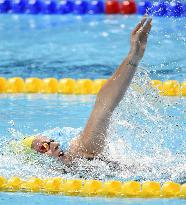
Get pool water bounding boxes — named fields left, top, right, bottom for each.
left=0, top=192, right=186, bottom=205
left=0, top=91, right=185, bottom=179
left=0, top=14, right=185, bottom=80
left=0, top=14, right=185, bottom=205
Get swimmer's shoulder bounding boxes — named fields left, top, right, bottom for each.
left=66, top=134, right=95, bottom=161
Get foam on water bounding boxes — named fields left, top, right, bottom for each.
left=0, top=68, right=185, bottom=183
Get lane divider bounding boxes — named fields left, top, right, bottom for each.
left=0, top=176, right=185, bottom=198
left=0, top=77, right=185, bottom=96
left=0, top=0, right=185, bottom=17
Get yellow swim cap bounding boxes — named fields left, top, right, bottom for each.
left=7, top=136, right=35, bottom=155
left=21, top=136, right=35, bottom=148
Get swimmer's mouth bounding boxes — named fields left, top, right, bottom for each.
left=58, top=151, right=64, bottom=158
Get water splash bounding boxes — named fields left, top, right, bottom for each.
left=0, top=68, right=185, bottom=183
left=107, top=68, right=186, bottom=183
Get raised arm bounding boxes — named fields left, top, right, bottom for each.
left=68, top=16, right=152, bottom=159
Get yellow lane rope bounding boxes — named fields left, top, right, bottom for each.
left=0, top=77, right=185, bottom=96
left=0, top=176, right=185, bottom=198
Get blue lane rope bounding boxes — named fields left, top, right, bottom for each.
left=0, top=0, right=185, bottom=17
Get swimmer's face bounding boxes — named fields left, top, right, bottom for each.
left=32, top=136, right=64, bottom=159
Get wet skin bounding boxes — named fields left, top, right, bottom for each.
left=32, top=136, right=64, bottom=160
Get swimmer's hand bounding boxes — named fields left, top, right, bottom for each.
left=129, top=15, right=152, bottom=65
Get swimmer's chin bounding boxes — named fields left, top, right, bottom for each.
left=57, top=150, right=65, bottom=160
left=57, top=152, right=71, bottom=164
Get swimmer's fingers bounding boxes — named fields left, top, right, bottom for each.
left=130, top=16, right=152, bottom=61
left=141, top=18, right=152, bottom=36
left=132, top=15, right=147, bottom=35
left=140, top=18, right=152, bottom=43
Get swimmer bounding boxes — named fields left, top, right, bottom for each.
left=24, top=16, right=152, bottom=164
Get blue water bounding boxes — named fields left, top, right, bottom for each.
left=0, top=14, right=185, bottom=80
left=0, top=192, right=186, bottom=205
left=0, top=14, right=185, bottom=205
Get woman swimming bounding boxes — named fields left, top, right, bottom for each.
left=24, top=15, right=152, bottom=164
